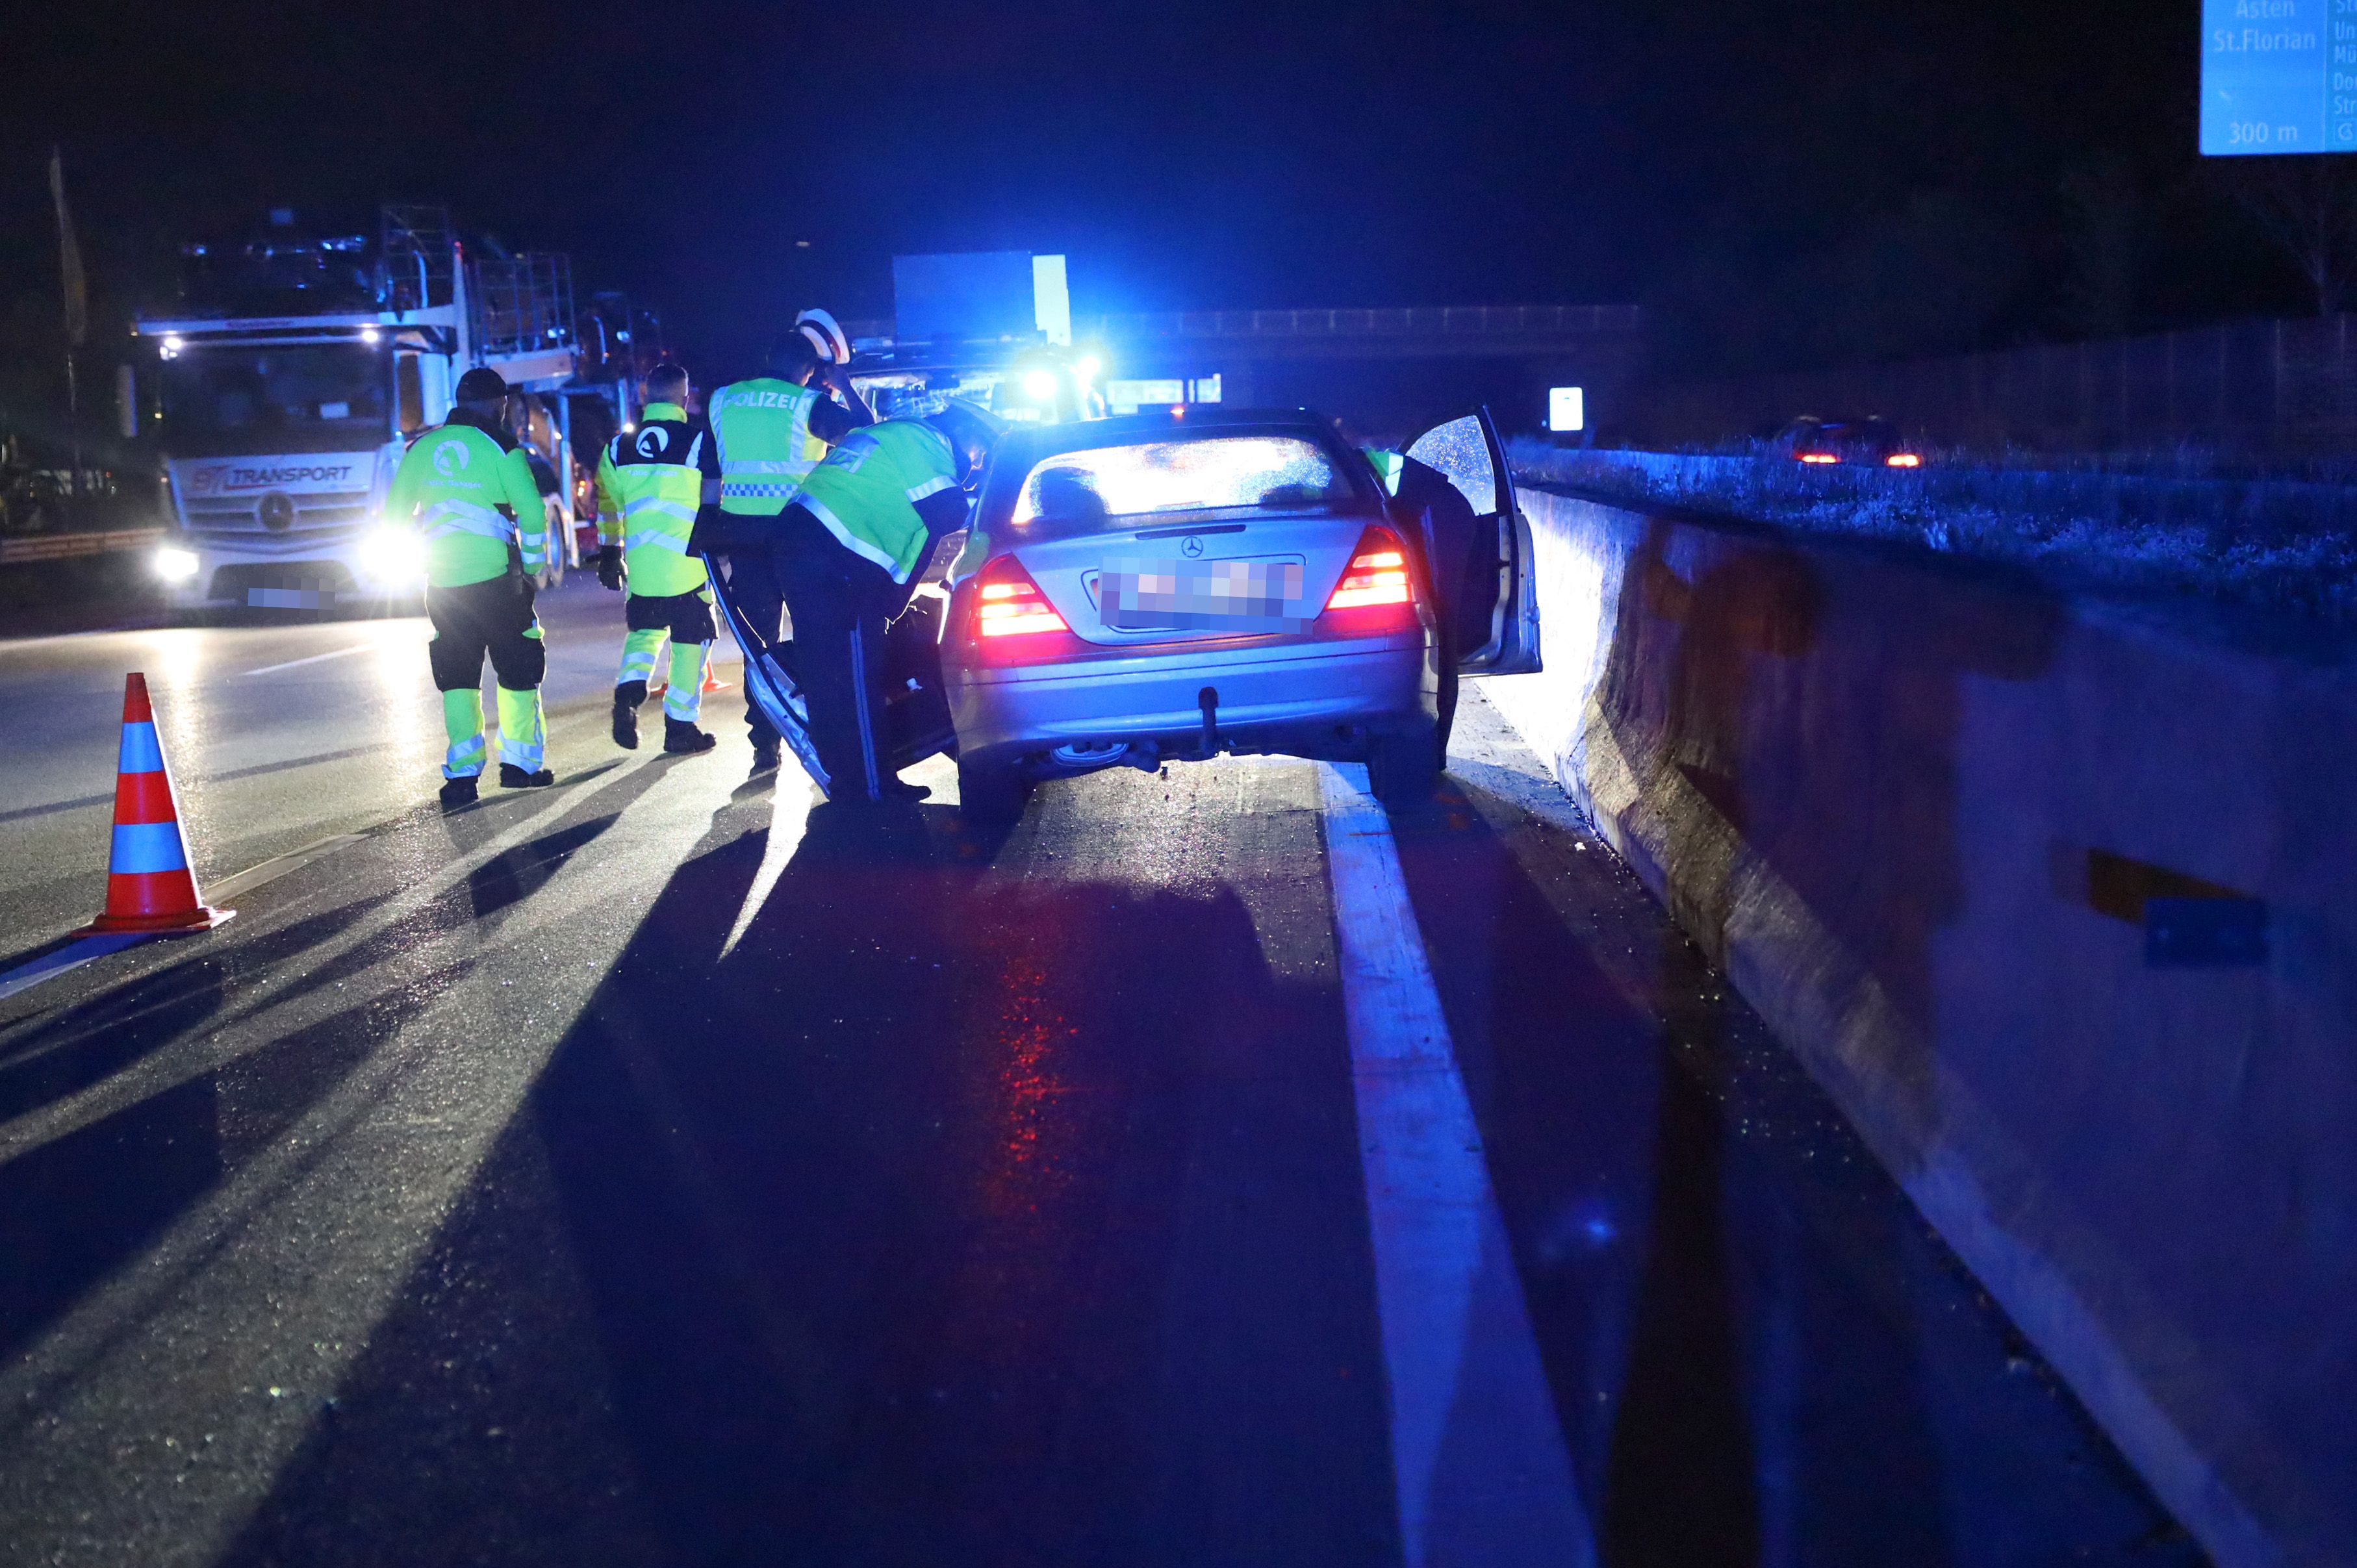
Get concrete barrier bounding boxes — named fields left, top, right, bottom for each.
left=1483, top=484, right=2357, bottom=1568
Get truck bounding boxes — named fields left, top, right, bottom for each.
left=843, top=251, right=1109, bottom=427
left=134, top=205, right=617, bottom=614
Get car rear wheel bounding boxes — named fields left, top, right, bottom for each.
left=1366, top=724, right=1440, bottom=807
left=958, top=757, right=1032, bottom=826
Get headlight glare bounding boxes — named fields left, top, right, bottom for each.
left=154, top=547, right=201, bottom=583
left=357, top=525, right=427, bottom=587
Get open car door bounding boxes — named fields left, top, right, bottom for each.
left=706, top=555, right=957, bottom=798
left=1401, top=407, right=1542, bottom=676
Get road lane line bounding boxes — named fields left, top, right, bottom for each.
left=1317, top=762, right=1596, bottom=1568
left=240, top=642, right=402, bottom=677
left=207, top=831, right=374, bottom=900
left=0, top=792, right=112, bottom=827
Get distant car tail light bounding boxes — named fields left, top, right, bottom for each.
left=1325, top=527, right=1414, bottom=611
left=1798, top=452, right=1840, bottom=465
left=1885, top=452, right=1922, bottom=468
left=972, top=557, right=1070, bottom=639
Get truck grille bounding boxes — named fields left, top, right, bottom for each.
left=180, top=491, right=372, bottom=551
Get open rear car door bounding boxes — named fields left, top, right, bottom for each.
left=1399, top=407, right=1542, bottom=676
left=707, top=557, right=957, bottom=798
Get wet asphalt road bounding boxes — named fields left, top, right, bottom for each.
left=0, top=578, right=653, bottom=952
left=0, top=590, right=2197, bottom=1567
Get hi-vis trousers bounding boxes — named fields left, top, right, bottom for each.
left=426, top=577, right=546, bottom=778
left=617, top=587, right=718, bottom=722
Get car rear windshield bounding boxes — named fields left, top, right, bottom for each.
left=1009, top=435, right=1354, bottom=529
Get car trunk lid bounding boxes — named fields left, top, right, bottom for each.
left=1001, top=513, right=1375, bottom=648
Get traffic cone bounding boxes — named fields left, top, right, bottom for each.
left=74, top=674, right=234, bottom=936
left=650, top=657, right=730, bottom=698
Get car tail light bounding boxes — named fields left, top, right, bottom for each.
left=1325, top=527, right=1414, bottom=611
left=972, top=557, right=1070, bottom=638
left=1798, top=452, right=1840, bottom=465
left=1886, top=452, right=1922, bottom=468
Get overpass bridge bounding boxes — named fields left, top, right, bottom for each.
left=1088, top=303, right=1645, bottom=431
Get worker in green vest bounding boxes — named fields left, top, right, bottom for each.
left=383, top=366, right=555, bottom=810
left=594, top=362, right=720, bottom=755
left=771, top=400, right=1000, bottom=804
left=702, top=313, right=874, bottom=774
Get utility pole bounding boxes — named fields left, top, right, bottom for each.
left=48, top=147, right=88, bottom=501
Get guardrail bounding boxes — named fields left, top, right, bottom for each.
left=1634, top=314, right=2357, bottom=456
left=1513, top=442, right=2357, bottom=623
left=1492, top=478, right=2356, bottom=1567
left=1086, top=304, right=1644, bottom=341
left=0, top=528, right=166, bottom=566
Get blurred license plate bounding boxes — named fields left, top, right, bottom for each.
left=248, top=588, right=327, bottom=609
left=1099, top=556, right=1308, bottom=632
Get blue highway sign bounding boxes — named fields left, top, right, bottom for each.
left=2202, top=0, right=2356, bottom=155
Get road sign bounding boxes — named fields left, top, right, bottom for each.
left=2200, top=0, right=2356, bottom=156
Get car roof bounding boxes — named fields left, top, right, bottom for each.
left=992, top=407, right=1339, bottom=466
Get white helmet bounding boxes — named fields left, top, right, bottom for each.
left=794, top=307, right=852, bottom=366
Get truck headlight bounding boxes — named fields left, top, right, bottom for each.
left=154, top=547, right=200, bottom=583
left=357, top=526, right=427, bottom=587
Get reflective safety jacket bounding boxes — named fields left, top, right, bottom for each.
left=793, top=420, right=963, bottom=583
left=707, top=378, right=826, bottom=514
left=386, top=414, right=548, bottom=587
left=1364, top=448, right=1406, bottom=497
left=594, top=401, right=713, bottom=598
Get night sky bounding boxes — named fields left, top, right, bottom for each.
left=0, top=1, right=2299, bottom=384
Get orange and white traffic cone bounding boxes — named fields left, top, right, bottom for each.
left=651, top=653, right=730, bottom=698
left=74, top=674, right=234, bottom=936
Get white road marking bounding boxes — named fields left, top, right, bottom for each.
left=240, top=642, right=402, bottom=677
left=1318, top=762, right=1596, bottom=1568
left=208, top=831, right=373, bottom=900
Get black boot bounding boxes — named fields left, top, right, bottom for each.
left=612, top=681, right=646, bottom=750
left=438, top=774, right=479, bottom=810
left=840, top=778, right=931, bottom=807
left=664, top=716, right=717, bottom=755
left=500, top=763, right=556, bottom=787
left=749, top=739, right=782, bottom=776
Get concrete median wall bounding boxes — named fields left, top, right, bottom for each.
left=1483, top=485, right=2357, bottom=1568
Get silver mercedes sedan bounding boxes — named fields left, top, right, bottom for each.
left=936, top=406, right=1540, bottom=820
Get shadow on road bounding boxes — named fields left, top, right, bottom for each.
left=220, top=791, right=1397, bottom=1567
left=1388, top=774, right=2177, bottom=1567
left=0, top=772, right=665, bottom=1378
left=0, top=946, right=471, bottom=1364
